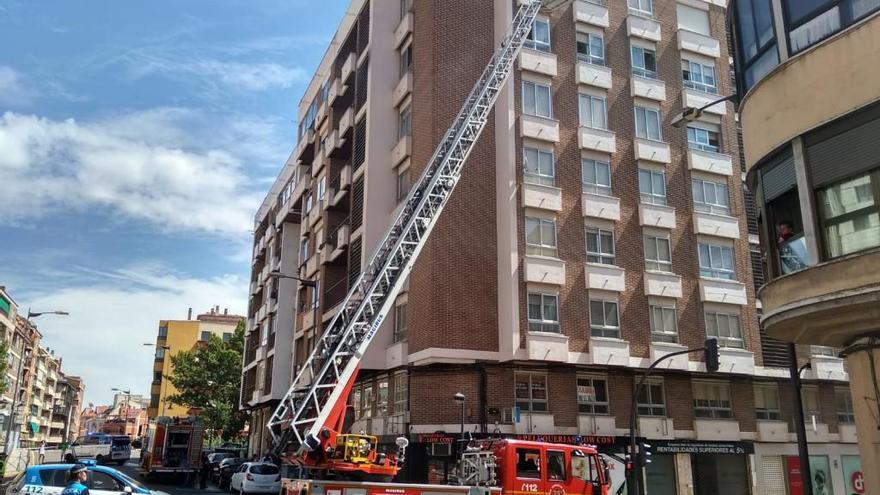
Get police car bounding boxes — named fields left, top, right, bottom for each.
left=5, top=461, right=171, bottom=495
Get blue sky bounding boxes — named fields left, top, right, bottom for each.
left=0, top=0, right=347, bottom=407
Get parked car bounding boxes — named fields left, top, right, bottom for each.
left=229, top=462, right=280, bottom=494
left=6, top=461, right=171, bottom=495
left=216, top=457, right=245, bottom=489
left=207, top=452, right=235, bottom=482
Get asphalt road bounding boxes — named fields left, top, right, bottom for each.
left=118, top=454, right=226, bottom=495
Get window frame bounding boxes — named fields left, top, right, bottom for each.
left=636, top=379, right=666, bottom=417
left=639, top=168, right=667, bottom=205
left=522, top=81, right=553, bottom=119
left=628, top=0, right=654, bottom=17
left=586, top=227, right=615, bottom=265
left=576, top=31, right=605, bottom=66
left=835, top=388, right=855, bottom=424
left=704, top=309, right=744, bottom=348
left=582, top=159, right=612, bottom=196
left=649, top=302, right=678, bottom=343
left=682, top=59, right=717, bottom=94
left=698, top=242, right=736, bottom=280
left=399, top=43, right=413, bottom=78
left=525, top=216, right=558, bottom=257
left=515, top=372, right=548, bottom=413
left=525, top=17, right=552, bottom=52
left=634, top=106, right=662, bottom=141
left=693, top=381, right=733, bottom=419
left=528, top=292, right=560, bottom=333
left=733, top=0, right=779, bottom=92
left=687, top=125, right=721, bottom=153
left=755, top=384, right=782, bottom=420
left=692, top=177, right=731, bottom=215
left=589, top=298, right=620, bottom=339
left=393, top=302, right=408, bottom=343
left=398, top=104, right=412, bottom=140
left=630, top=46, right=658, bottom=79
left=397, top=168, right=411, bottom=201
left=393, top=370, right=408, bottom=413
left=577, top=375, right=610, bottom=415
left=801, top=386, right=820, bottom=419
left=817, top=169, right=880, bottom=260
left=578, top=93, right=608, bottom=130
left=523, top=147, right=556, bottom=187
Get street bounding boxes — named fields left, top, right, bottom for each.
left=118, top=452, right=226, bottom=495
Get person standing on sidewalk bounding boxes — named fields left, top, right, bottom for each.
left=199, top=452, right=210, bottom=489
left=39, top=441, right=46, bottom=464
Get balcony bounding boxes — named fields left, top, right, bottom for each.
left=757, top=421, right=789, bottom=442
left=392, top=136, right=412, bottom=165
left=520, top=115, right=560, bottom=142
left=325, top=129, right=346, bottom=158
left=695, top=419, right=741, bottom=441
left=297, top=128, right=316, bottom=162
left=338, top=107, right=354, bottom=136
left=576, top=61, right=612, bottom=89
left=526, top=331, right=569, bottom=362
left=638, top=203, right=676, bottom=229
left=639, top=417, right=674, bottom=439
left=693, top=212, right=740, bottom=239
left=306, top=251, right=320, bottom=277
left=589, top=337, right=630, bottom=366
left=807, top=354, right=847, bottom=381
left=578, top=126, right=615, bottom=153
left=627, top=14, right=661, bottom=42
left=323, top=278, right=348, bottom=310
left=644, top=271, right=682, bottom=298
left=327, top=223, right=350, bottom=262
left=523, top=256, right=565, bottom=285
left=291, top=164, right=312, bottom=205
left=308, top=200, right=323, bottom=227
left=573, top=0, right=609, bottom=28
left=328, top=77, right=348, bottom=106
left=393, top=71, right=412, bottom=107
left=519, top=49, right=557, bottom=77
left=340, top=52, right=356, bottom=84
left=699, top=278, right=748, bottom=305
left=584, top=263, right=625, bottom=292
left=677, top=29, right=721, bottom=58
left=650, top=342, right=689, bottom=370
left=394, top=11, right=413, bottom=49
left=578, top=415, right=616, bottom=436
left=330, top=166, right=352, bottom=206
left=631, top=76, right=666, bottom=102
left=315, top=100, right=328, bottom=127
left=521, top=183, right=562, bottom=212
left=634, top=138, right=671, bottom=163
left=582, top=193, right=620, bottom=221
left=687, top=148, right=733, bottom=176
left=718, top=347, right=755, bottom=374
left=683, top=88, right=727, bottom=115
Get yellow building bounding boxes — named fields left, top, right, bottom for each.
left=148, top=307, right=244, bottom=419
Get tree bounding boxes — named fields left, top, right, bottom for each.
left=0, top=339, right=9, bottom=396
left=166, top=320, right=248, bottom=440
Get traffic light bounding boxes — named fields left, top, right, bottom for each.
left=705, top=338, right=720, bottom=373
left=637, top=443, right=652, bottom=467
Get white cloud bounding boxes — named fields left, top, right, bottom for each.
left=20, top=265, right=247, bottom=407
left=0, top=109, right=270, bottom=236
left=0, top=65, right=38, bottom=107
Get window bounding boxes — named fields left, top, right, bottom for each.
left=361, top=383, right=374, bottom=418
left=516, top=448, right=542, bottom=478
left=704, top=310, right=744, bottom=348
left=734, top=0, right=778, bottom=91
left=578, top=94, right=607, bottom=129
left=525, top=18, right=551, bottom=52
left=639, top=168, right=666, bottom=205
left=528, top=293, right=560, bottom=333
left=200, top=331, right=211, bottom=342
left=317, top=176, right=327, bottom=201
left=399, top=43, right=413, bottom=77
left=590, top=299, right=619, bottom=338
left=515, top=373, right=547, bottom=412
left=836, top=388, right=854, bottom=423
left=810, top=345, right=837, bottom=357
left=398, top=105, right=412, bottom=139
left=692, top=178, right=730, bottom=215
left=693, top=382, right=733, bottom=418
left=155, top=348, right=166, bottom=359
left=682, top=60, right=717, bottom=94
left=676, top=3, right=710, bottom=35
left=523, top=147, right=555, bottom=186
left=39, top=468, right=68, bottom=487
left=261, top=322, right=269, bottom=342
left=546, top=450, right=566, bottom=481
left=304, top=192, right=313, bottom=215
left=158, top=325, right=168, bottom=338
left=397, top=169, right=411, bottom=201
left=525, top=217, right=557, bottom=257
left=400, top=0, right=412, bottom=19
left=634, top=106, right=661, bottom=140
left=300, top=237, right=310, bottom=263
left=698, top=243, right=736, bottom=279
left=393, top=303, right=408, bottom=343
left=377, top=377, right=389, bottom=416
left=90, top=472, right=121, bottom=491
left=153, top=371, right=162, bottom=384
left=636, top=380, right=665, bottom=416
left=586, top=227, right=615, bottom=265
left=801, top=386, right=820, bottom=419
left=649, top=303, right=677, bottom=343
left=577, top=375, right=609, bottom=414
left=630, top=46, right=657, bottom=79
left=819, top=171, right=880, bottom=258
left=628, top=0, right=653, bottom=16
left=393, top=371, right=408, bottom=413
left=522, top=81, right=552, bottom=118
left=755, top=384, right=782, bottom=420
left=351, top=386, right=362, bottom=419
left=687, top=126, right=720, bottom=152
left=582, top=159, right=611, bottom=196
left=643, top=234, right=672, bottom=272
left=576, top=32, right=604, bottom=65
left=311, top=280, right=321, bottom=309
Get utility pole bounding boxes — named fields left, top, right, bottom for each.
left=788, top=343, right=813, bottom=495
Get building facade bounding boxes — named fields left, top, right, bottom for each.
left=730, top=0, right=880, bottom=493
left=243, top=0, right=862, bottom=492
left=149, top=307, right=244, bottom=419
left=0, top=286, right=22, bottom=452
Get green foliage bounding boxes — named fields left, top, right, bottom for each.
left=166, top=320, right=248, bottom=440
left=0, top=339, right=9, bottom=396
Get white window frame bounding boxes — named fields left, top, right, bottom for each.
left=523, top=147, right=556, bottom=186
left=317, top=176, right=327, bottom=201
left=704, top=309, right=744, bottom=348
left=693, top=381, right=733, bottom=419
left=393, top=303, right=408, bottom=343
left=755, top=384, right=782, bottom=420
left=631, top=46, right=658, bottom=79
left=522, top=81, right=553, bottom=119
left=579, top=93, right=608, bottom=130
left=589, top=298, right=620, bottom=338
left=649, top=303, right=678, bottom=343
left=525, top=216, right=558, bottom=257
left=639, top=168, right=667, bottom=205
left=637, top=379, right=666, bottom=417
left=393, top=370, right=408, bottom=413
left=576, top=31, right=604, bottom=65
left=644, top=234, right=672, bottom=272
left=515, top=372, right=548, bottom=412
left=698, top=242, right=736, bottom=280
left=398, top=104, right=412, bottom=140
left=377, top=376, right=389, bottom=416
left=397, top=168, right=411, bottom=201
left=835, top=388, right=854, bottom=423
left=582, top=159, right=612, bottom=196
left=687, top=125, right=721, bottom=152
left=525, top=17, right=551, bottom=52
left=682, top=59, right=717, bottom=94
left=577, top=375, right=610, bottom=415
left=634, top=106, right=662, bottom=141
left=628, top=0, right=653, bottom=16
left=528, top=292, right=560, bottom=333
left=399, top=43, right=413, bottom=78
left=692, top=177, right=730, bottom=215
left=801, top=386, right=820, bottom=420
left=586, top=227, right=615, bottom=265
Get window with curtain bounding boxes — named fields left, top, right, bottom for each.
left=589, top=299, right=620, bottom=338
left=631, top=46, right=657, bottom=79
left=704, top=310, right=744, bottom=348
left=635, top=107, right=662, bottom=141
left=698, top=243, right=736, bottom=279
left=637, top=380, right=666, bottom=416
left=628, top=0, right=653, bottom=16
left=755, top=384, right=782, bottom=420
left=579, top=94, right=608, bottom=129
left=649, top=303, right=678, bottom=343
left=528, top=293, right=560, bottom=333
left=522, top=81, right=553, bottom=118
left=586, top=227, right=615, bottom=265
left=525, top=217, right=558, bottom=257
left=693, top=382, right=733, bottom=418
left=523, top=147, right=555, bottom=186
left=734, top=0, right=778, bottom=90
left=582, top=159, right=612, bottom=196
left=639, top=168, right=667, bottom=205
left=835, top=388, right=855, bottom=423
left=687, top=126, right=721, bottom=152
left=692, top=177, right=730, bottom=215
left=644, top=234, right=672, bottom=272
left=525, top=18, right=551, bottom=52
left=682, top=59, right=717, bottom=94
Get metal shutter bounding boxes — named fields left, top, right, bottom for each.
left=761, top=151, right=796, bottom=202
left=807, top=115, right=880, bottom=187
left=761, top=455, right=787, bottom=495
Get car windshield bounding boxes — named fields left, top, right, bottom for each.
left=221, top=458, right=244, bottom=467
left=250, top=464, right=279, bottom=475
left=111, top=469, right=149, bottom=491
left=112, top=437, right=131, bottom=446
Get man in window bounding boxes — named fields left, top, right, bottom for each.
left=776, top=220, right=807, bottom=273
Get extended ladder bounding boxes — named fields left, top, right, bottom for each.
left=267, top=0, right=544, bottom=457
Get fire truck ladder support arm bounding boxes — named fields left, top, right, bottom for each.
left=266, top=0, right=545, bottom=460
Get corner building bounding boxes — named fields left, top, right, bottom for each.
left=731, top=0, right=880, bottom=493
left=243, top=0, right=859, bottom=492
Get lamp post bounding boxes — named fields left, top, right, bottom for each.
left=453, top=392, right=465, bottom=449
left=789, top=344, right=814, bottom=495
left=267, top=270, right=316, bottom=287
left=144, top=344, right=172, bottom=418
left=670, top=93, right=738, bottom=128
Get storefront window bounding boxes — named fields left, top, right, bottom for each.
left=818, top=170, right=880, bottom=258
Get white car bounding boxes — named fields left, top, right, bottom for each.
left=229, top=462, right=281, bottom=495
left=63, top=434, right=131, bottom=465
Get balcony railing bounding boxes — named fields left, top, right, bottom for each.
left=633, top=67, right=658, bottom=79
left=324, top=278, right=348, bottom=309
left=327, top=220, right=350, bottom=251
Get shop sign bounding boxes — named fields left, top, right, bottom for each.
left=577, top=385, right=595, bottom=403
left=415, top=434, right=455, bottom=444
left=841, top=456, right=864, bottom=495
left=512, top=434, right=623, bottom=446
left=653, top=440, right=753, bottom=455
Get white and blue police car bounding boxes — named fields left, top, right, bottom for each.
left=5, top=461, right=171, bottom=495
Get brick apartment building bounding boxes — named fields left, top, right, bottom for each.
left=242, top=0, right=859, bottom=492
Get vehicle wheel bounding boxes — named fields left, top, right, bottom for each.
left=96, top=455, right=105, bottom=464
left=64, top=453, right=76, bottom=463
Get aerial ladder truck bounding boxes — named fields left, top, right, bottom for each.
left=266, top=0, right=615, bottom=493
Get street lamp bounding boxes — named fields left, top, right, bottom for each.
left=268, top=270, right=316, bottom=287
left=670, top=93, right=738, bottom=128
left=453, top=392, right=466, bottom=447
left=26, top=310, right=70, bottom=321
left=145, top=344, right=172, bottom=417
